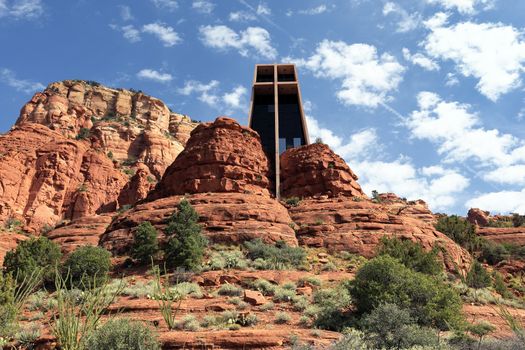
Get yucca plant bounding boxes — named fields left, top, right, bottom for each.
left=51, top=271, right=123, bottom=350
left=152, top=265, right=183, bottom=330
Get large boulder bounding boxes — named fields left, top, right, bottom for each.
left=280, top=143, right=366, bottom=199
left=150, top=117, right=272, bottom=199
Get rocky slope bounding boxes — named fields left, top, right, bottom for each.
left=0, top=80, right=197, bottom=233
left=101, top=117, right=296, bottom=253
left=467, top=208, right=525, bottom=246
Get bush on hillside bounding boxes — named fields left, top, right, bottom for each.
left=377, top=237, right=442, bottom=275
left=63, top=246, right=111, bottom=289
left=85, top=318, right=160, bottom=350
left=244, top=239, right=306, bottom=270
left=435, top=215, right=479, bottom=252
left=361, top=303, right=440, bottom=349
left=349, top=255, right=463, bottom=331
left=480, top=241, right=510, bottom=265
left=164, top=199, right=207, bottom=270
left=311, top=285, right=352, bottom=331
left=131, top=222, right=159, bottom=264
left=3, top=236, right=62, bottom=285
left=466, top=261, right=492, bottom=289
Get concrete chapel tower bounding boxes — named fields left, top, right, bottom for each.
left=248, top=64, right=310, bottom=198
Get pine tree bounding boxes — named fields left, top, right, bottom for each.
left=163, top=199, right=207, bottom=270
left=466, top=261, right=492, bottom=289
left=131, top=222, right=159, bottom=264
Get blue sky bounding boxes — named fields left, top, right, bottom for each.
left=1, top=0, right=524, bottom=214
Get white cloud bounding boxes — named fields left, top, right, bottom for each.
left=423, top=17, right=525, bottom=101
left=407, top=92, right=525, bottom=166
left=298, top=5, right=329, bottom=15
left=151, top=0, right=178, bottom=11
left=287, top=40, right=405, bottom=108
left=256, top=3, right=271, bottom=15
left=229, top=11, right=256, bottom=22
left=466, top=189, right=525, bottom=214
left=142, top=22, right=181, bottom=47
left=192, top=0, right=214, bottom=14
left=0, top=0, right=43, bottom=19
left=306, top=114, right=468, bottom=210
left=445, top=72, right=459, bottom=86
left=483, top=165, right=525, bottom=185
left=119, top=5, right=133, bottom=21
left=402, top=48, right=439, bottom=71
left=178, top=80, right=247, bottom=112
left=222, top=86, right=247, bottom=110
left=122, top=25, right=141, bottom=42
left=426, top=0, right=495, bottom=14
left=0, top=68, right=45, bottom=93
left=199, top=25, right=277, bottom=59
left=382, top=2, right=421, bottom=32
left=136, top=69, right=173, bottom=83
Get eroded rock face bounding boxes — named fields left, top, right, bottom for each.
left=150, top=117, right=272, bottom=199
left=0, top=81, right=198, bottom=233
left=0, top=123, right=128, bottom=232
left=467, top=208, right=491, bottom=227
left=280, top=143, right=366, bottom=199
left=17, top=80, right=197, bottom=179
left=100, top=193, right=297, bottom=254
left=44, top=215, right=113, bottom=255
left=289, top=197, right=471, bottom=272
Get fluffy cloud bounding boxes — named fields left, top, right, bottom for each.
left=0, top=68, right=45, bottom=93
left=229, top=11, right=256, bottom=22
left=199, top=25, right=277, bottom=59
left=466, top=189, right=525, bottom=214
left=192, top=0, right=214, bottom=14
left=407, top=92, right=525, bottom=167
left=483, top=165, right=525, bottom=185
left=306, top=114, right=468, bottom=210
left=423, top=14, right=525, bottom=101
left=142, top=22, right=181, bottom=47
left=256, top=3, right=271, bottom=15
left=288, top=40, right=405, bottom=108
left=178, top=80, right=247, bottom=112
left=121, top=25, right=141, bottom=42
left=426, top=0, right=495, bottom=14
left=402, top=48, right=439, bottom=71
left=151, top=0, right=178, bottom=12
left=136, top=69, right=173, bottom=83
left=382, top=2, right=420, bottom=32
left=0, top=0, right=43, bottom=19
left=298, top=5, right=329, bottom=15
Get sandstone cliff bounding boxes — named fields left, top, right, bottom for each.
left=467, top=208, right=525, bottom=246
left=0, top=80, right=197, bottom=233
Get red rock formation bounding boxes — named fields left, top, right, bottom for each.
left=117, top=164, right=156, bottom=207
left=280, top=143, right=365, bottom=199
left=100, top=193, right=297, bottom=254
left=44, top=215, right=113, bottom=255
left=0, top=123, right=128, bottom=232
left=476, top=227, right=525, bottom=246
left=289, top=197, right=471, bottom=272
left=151, top=117, right=271, bottom=199
left=467, top=208, right=491, bottom=227
left=0, top=231, right=26, bottom=264
left=17, top=80, right=197, bottom=179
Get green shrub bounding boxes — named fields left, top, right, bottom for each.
left=350, top=255, right=463, bottom=331
left=176, top=315, right=200, bottom=331
left=170, top=282, right=203, bottom=299
left=131, top=222, right=159, bottom=264
left=285, top=197, right=301, bottom=207
left=435, top=215, right=479, bottom=252
left=63, top=246, right=111, bottom=289
left=76, top=127, right=90, bottom=140
left=3, top=236, right=62, bottom=285
left=217, top=284, right=243, bottom=296
left=311, top=286, right=352, bottom=331
left=260, top=301, right=274, bottom=311
left=164, top=199, right=207, bottom=270
left=206, top=249, right=248, bottom=270
left=493, top=271, right=511, bottom=298
left=273, top=286, right=296, bottom=302
left=362, top=303, right=440, bottom=349
left=251, top=278, right=276, bottom=295
left=480, top=241, right=510, bottom=265
left=512, top=214, right=525, bottom=228
left=274, top=311, right=291, bottom=324
left=85, top=318, right=160, bottom=350
left=466, top=261, right=492, bottom=289
left=330, top=329, right=369, bottom=350
left=244, top=239, right=306, bottom=270
left=377, top=237, right=442, bottom=275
